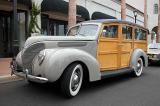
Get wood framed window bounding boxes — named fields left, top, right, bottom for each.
left=101, top=25, right=118, bottom=38
left=135, top=28, right=147, bottom=40
left=122, top=25, right=132, bottom=40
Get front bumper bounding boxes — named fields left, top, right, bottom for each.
left=10, top=59, right=48, bottom=83
left=148, top=54, right=160, bottom=61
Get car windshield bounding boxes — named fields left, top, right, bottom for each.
left=67, top=24, right=98, bottom=36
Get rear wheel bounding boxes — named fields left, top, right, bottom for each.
left=133, top=58, right=143, bottom=77
left=61, top=63, right=83, bottom=98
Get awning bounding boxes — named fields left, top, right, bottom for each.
left=92, top=12, right=116, bottom=20
left=10, top=0, right=31, bottom=7
left=0, top=0, right=31, bottom=11
left=17, top=0, right=31, bottom=6
left=41, top=0, right=90, bottom=20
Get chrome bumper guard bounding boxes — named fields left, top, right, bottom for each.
left=10, top=58, right=48, bottom=83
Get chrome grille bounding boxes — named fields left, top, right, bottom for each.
left=22, top=43, right=45, bottom=73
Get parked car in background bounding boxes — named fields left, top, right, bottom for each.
left=148, top=43, right=160, bottom=63
left=10, top=19, right=148, bottom=98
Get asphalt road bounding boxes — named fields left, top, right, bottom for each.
left=0, top=65, right=160, bottom=106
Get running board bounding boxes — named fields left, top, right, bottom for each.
left=101, top=68, right=133, bottom=79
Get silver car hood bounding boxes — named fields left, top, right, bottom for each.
left=24, top=35, right=96, bottom=48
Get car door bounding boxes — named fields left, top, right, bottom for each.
left=97, top=24, right=121, bottom=71
left=120, top=25, right=134, bottom=68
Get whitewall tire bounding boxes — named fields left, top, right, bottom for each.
left=61, top=63, right=83, bottom=97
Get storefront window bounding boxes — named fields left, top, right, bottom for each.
left=41, top=15, right=49, bottom=35
left=41, top=16, right=67, bottom=36
left=17, top=12, right=26, bottom=49
left=0, top=12, right=11, bottom=57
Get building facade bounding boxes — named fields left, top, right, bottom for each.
left=74, top=0, right=145, bottom=25
left=0, top=0, right=145, bottom=58
left=0, top=0, right=30, bottom=58
left=147, top=0, right=159, bottom=43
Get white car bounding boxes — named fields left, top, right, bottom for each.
left=148, top=43, right=160, bottom=62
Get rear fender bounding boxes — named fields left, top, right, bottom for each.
left=130, top=49, right=148, bottom=69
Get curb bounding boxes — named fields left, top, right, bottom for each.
left=0, top=75, right=24, bottom=84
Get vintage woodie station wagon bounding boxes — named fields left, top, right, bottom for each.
left=11, top=19, right=148, bottom=97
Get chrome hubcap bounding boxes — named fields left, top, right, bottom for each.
left=70, top=65, right=82, bottom=92
left=135, top=58, right=143, bottom=76
left=137, top=62, right=141, bottom=72
left=71, top=72, right=80, bottom=91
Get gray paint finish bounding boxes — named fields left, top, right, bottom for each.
left=130, top=49, right=148, bottom=68
left=16, top=35, right=100, bottom=82
left=32, top=48, right=101, bottom=82
left=24, top=36, right=98, bottom=48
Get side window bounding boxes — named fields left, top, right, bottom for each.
left=122, top=26, right=132, bottom=39
left=102, top=25, right=118, bottom=38
left=67, top=26, right=79, bottom=36
left=135, top=28, right=147, bottom=40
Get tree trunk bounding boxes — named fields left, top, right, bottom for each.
left=121, top=0, right=126, bottom=21
left=68, top=0, right=76, bottom=29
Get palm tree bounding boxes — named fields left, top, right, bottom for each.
left=121, top=0, right=126, bottom=20
left=68, top=0, right=76, bottom=29
left=157, top=0, right=160, bottom=42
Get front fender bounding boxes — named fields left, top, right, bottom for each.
left=130, top=49, right=148, bottom=69
left=33, top=48, right=101, bottom=82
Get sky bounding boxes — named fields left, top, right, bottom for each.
left=126, top=0, right=144, bottom=12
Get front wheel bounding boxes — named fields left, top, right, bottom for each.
left=133, top=58, right=143, bottom=77
left=61, top=63, right=83, bottom=98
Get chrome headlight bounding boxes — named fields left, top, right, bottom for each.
left=38, top=50, right=46, bottom=65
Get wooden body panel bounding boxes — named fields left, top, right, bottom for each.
left=97, top=23, right=147, bottom=72
left=121, top=41, right=133, bottom=68
left=97, top=39, right=119, bottom=71
left=134, top=41, right=147, bottom=53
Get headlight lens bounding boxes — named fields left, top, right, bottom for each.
left=38, top=50, right=46, bottom=65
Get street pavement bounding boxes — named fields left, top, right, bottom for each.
left=0, top=65, right=160, bottom=106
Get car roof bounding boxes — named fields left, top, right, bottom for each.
left=81, top=19, right=148, bottom=31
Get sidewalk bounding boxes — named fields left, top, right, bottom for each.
left=0, top=58, right=11, bottom=76
left=0, top=58, right=23, bottom=83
